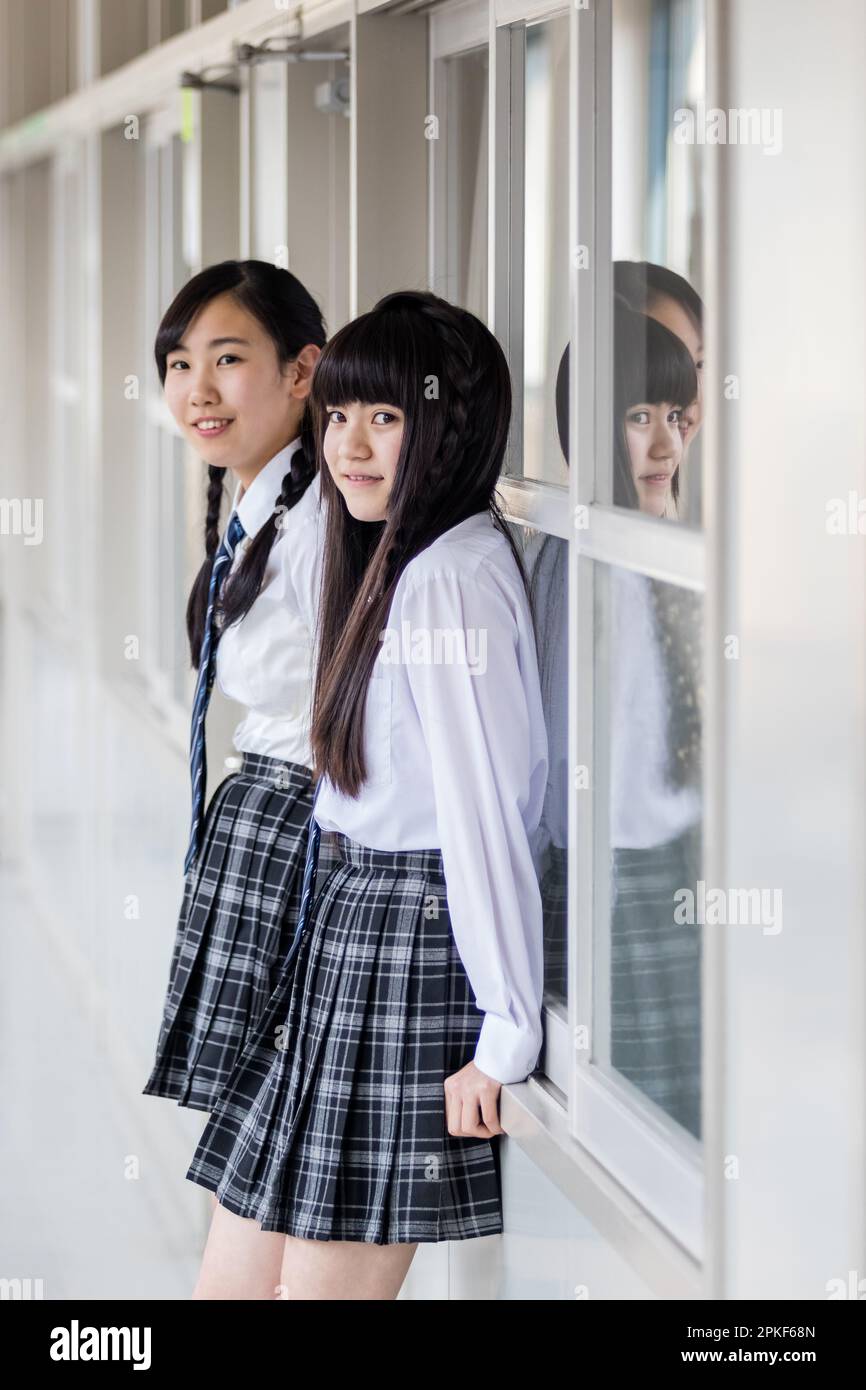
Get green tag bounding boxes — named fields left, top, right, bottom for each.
left=180, top=88, right=194, bottom=144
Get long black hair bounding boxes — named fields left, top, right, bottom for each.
left=154, top=259, right=327, bottom=666
left=308, top=289, right=524, bottom=798
left=613, top=297, right=697, bottom=511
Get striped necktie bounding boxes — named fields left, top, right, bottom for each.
left=184, top=511, right=246, bottom=874
left=293, top=789, right=322, bottom=945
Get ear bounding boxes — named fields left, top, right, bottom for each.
left=287, top=343, right=322, bottom=400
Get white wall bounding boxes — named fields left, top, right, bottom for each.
left=710, top=0, right=866, bottom=1297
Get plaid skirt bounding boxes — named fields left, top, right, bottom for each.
left=185, top=830, right=504, bottom=1244
left=610, top=823, right=702, bottom=1139
left=142, top=752, right=315, bottom=1113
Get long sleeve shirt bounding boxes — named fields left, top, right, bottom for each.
left=314, top=509, right=549, bottom=1085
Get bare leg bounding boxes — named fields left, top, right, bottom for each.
left=192, top=1201, right=288, bottom=1300
left=276, top=1234, right=418, bottom=1301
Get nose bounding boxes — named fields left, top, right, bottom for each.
left=648, top=420, right=676, bottom=461
left=187, top=365, right=220, bottom=407
left=339, top=416, right=371, bottom=460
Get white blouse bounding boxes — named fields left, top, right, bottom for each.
left=215, top=436, right=325, bottom=767
left=314, top=511, right=549, bottom=1086
left=609, top=567, right=701, bottom=847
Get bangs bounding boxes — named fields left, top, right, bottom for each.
left=615, top=305, right=698, bottom=412
left=310, top=305, right=429, bottom=417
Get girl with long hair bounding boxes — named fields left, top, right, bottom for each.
left=183, top=289, right=548, bottom=1300
left=142, top=260, right=327, bottom=1131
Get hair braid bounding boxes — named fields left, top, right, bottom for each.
left=219, top=438, right=317, bottom=632
left=186, top=466, right=228, bottom=667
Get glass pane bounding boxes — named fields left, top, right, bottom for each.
left=434, top=46, right=488, bottom=320
left=521, top=12, right=570, bottom=487
left=525, top=529, right=569, bottom=1006
left=593, top=561, right=703, bottom=1139
left=609, top=0, right=706, bottom=526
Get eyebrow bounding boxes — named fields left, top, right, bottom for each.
left=168, top=337, right=252, bottom=352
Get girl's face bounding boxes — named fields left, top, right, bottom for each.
left=646, top=293, right=704, bottom=446
left=163, top=292, right=316, bottom=484
left=323, top=401, right=404, bottom=523
left=624, top=402, right=685, bottom=517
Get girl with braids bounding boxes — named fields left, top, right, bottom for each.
left=142, top=260, right=328, bottom=1135
left=608, top=296, right=703, bottom=1139
left=184, top=289, right=548, bottom=1300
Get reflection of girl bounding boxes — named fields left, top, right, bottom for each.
left=143, top=261, right=326, bottom=1120
left=614, top=260, right=704, bottom=447
left=185, top=290, right=547, bottom=1300
left=609, top=300, right=703, bottom=1138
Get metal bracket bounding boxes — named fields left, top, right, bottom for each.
left=234, top=37, right=349, bottom=66
left=179, top=67, right=240, bottom=95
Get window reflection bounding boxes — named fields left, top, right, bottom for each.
left=526, top=530, right=569, bottom=1002
left=600, top=564, right=703, bottom=1138
left=611, top=0, right=706, bottom=525
left=591, top=296, right=704, bottom=1139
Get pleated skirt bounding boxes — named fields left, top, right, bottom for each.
left=610, top=823, right=702, bottom=1139
left=185, top=831, right=504, bottom=1244
left=142, top=751, right=315, bottom=1113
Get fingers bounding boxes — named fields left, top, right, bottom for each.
left=478, top=1086, right=504, bottom=1136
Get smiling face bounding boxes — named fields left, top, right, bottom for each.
left=624, top=401, right=685, bottom=517
left=322, top=400, right=405, bottom=523
left=163, top=292, right=318, bottom=487
left=646, top=293, right=704, bottom=445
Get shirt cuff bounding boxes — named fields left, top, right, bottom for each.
left=473, top=1012, right=542, bottom=1086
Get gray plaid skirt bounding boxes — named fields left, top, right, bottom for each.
left=142, top=751, right=315, bottom=1113
left=185, top=830, right=504, bottom=1244
left=610, top=823, right=702, bottom=1139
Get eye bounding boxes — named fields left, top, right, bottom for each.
left=627, top=409, right=650, bottom=425
left=217, top=354, right=240, bottom=365
left=668, top=408, right=683, bottom=424
left=372, top=410, right=399, bottom=425
left=326, top=408, right=346, bottom=424
left=167, top=359, right=187, bottom=371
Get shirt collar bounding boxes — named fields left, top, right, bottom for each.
left=230, top=435, right=306, bottom=539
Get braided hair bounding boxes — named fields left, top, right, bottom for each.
left=308, top=289, right=524, bottom=797
left=154, top=259, right=327, bottom=667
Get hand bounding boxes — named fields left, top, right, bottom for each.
left=444, top=1060, right=504, bottom=1138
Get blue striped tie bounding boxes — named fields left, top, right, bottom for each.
left=184, top=511, right=246, bottom=874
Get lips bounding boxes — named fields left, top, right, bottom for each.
left=343, top=472, right=383, bottom=483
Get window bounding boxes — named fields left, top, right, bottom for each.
left=569, top=0, right=707, bottom=1257
left=144, top=125, right=192, bottom=710
left=430, top=18, right=489, bottom=319
left=520, top=11, right=569, bottom=487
